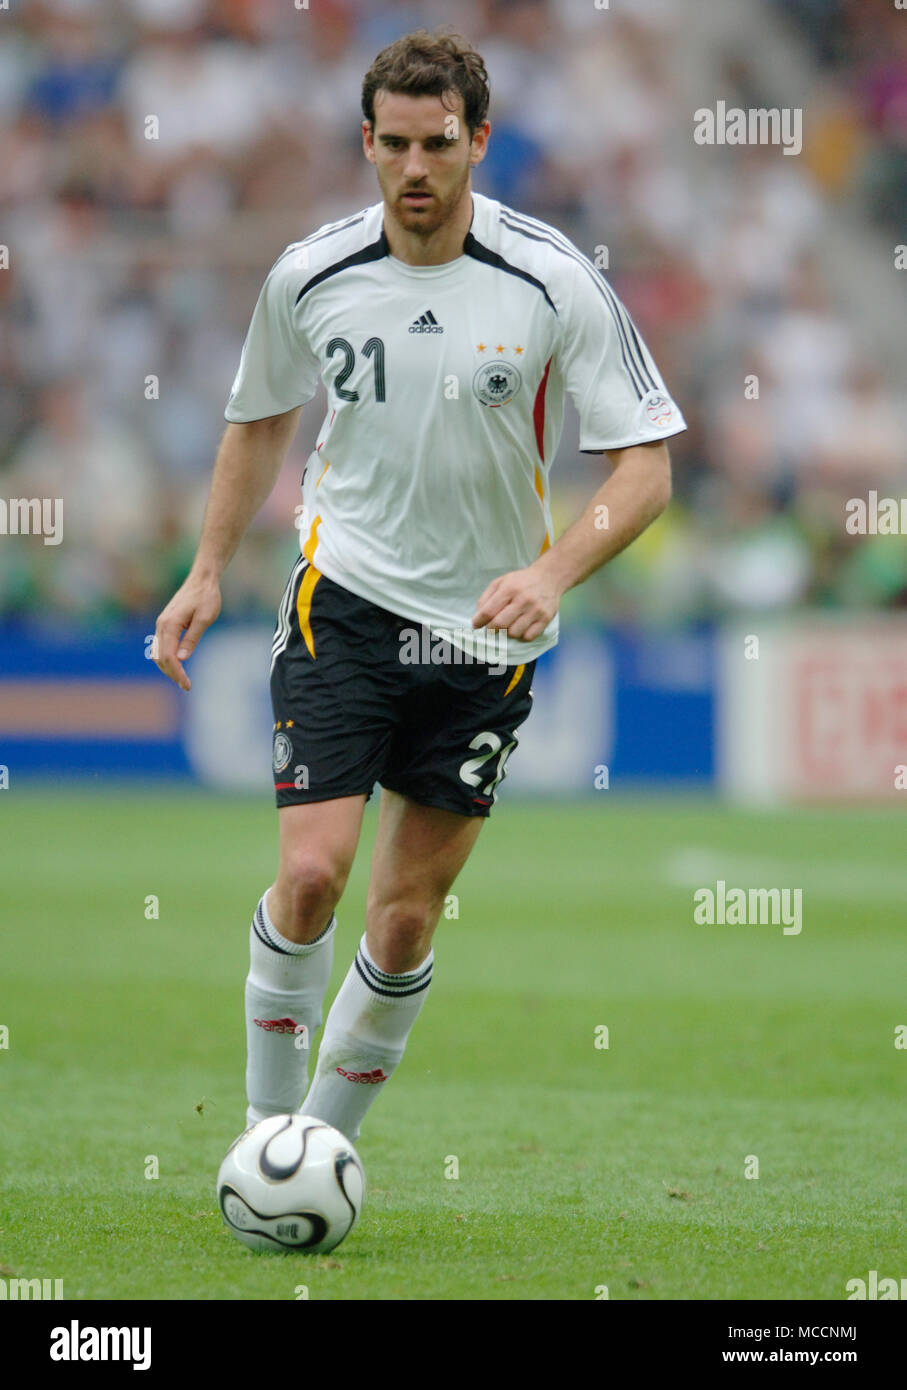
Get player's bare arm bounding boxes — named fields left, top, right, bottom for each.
left=153, top=406, right=302, bottom=691
left=472, top=438, right=672, bottom=642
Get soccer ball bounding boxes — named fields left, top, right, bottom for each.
left=217, top=1113, right=365, bottom=1254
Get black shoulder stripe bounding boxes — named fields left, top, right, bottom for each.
left=462, top=231, right=557, bottom=315
left=499, top=211, right=655, bottom=399
left=499, top=213, right=651, bottom=398
left=270, top=243, right=304, bottom=273
left=300, top=212, right=367, bottom=250
left=295, top=231, right=389, bottom=306
left=267, top=216, right=368, bottom=279
left=503, top=209, right=657, bottom=395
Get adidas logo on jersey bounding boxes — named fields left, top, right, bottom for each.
left=409, top=309, right=443, bottom=334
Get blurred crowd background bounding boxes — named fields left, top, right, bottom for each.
left=1, top=0, right=904, bottom=629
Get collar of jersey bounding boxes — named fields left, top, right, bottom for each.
left=386, top=249, right=468, bottom=278
left=384, top=193, right=480, bottom=277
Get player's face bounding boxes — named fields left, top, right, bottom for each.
left=363, top=91, right=487, bottom=235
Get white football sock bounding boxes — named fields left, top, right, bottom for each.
left=300, top=934, right=433, bottom=1143
left=244, top=892, right=336, bottom=1127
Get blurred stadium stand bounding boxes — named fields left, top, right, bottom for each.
left=0, top=0, right=904, bottom=801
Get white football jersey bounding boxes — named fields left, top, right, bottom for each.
left=225, top=191, right=686, bottom=662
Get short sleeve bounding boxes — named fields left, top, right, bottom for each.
left=224, top=248, right=321, bottom=422
left=557, top=256, right=686, bottom=451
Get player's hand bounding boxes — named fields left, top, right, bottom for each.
left=472, top=563, right=563, bottom=642
left=152, top=573, right=222, bottom=692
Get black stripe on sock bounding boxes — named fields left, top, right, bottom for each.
left=310, top=914, right=336, bottom=944
left=357, top=948, right=433, bottom=990
left=253, top=902, right=292, bottom=955
left=354, top=955, right=433, bottom=999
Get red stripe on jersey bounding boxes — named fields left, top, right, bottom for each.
left=274, top=782, right=297, bottom=789
left=533, top=356, right=552, bottom=462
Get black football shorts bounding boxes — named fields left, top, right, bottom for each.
left=269, top=556, right=536, bottom=817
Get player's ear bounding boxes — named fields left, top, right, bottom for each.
left=469, top=120, right=490, bottom=167
left=362, top=120, right=376, bottom=164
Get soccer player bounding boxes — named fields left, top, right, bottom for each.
left=152, top=30, right=686, bottom=1146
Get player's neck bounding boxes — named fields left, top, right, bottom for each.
left=383, top=190, right=474, bottom=267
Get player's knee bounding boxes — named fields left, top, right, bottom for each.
left=366, top=899, right=435, bottom=974
left=279, top=853, right=345, bottom=927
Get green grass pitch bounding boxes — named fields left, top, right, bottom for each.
left=1, top=790, right=904, bottom=1301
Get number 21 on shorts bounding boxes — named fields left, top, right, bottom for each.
left=458, top=731, right=516, bottom=803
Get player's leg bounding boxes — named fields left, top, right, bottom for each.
left=362, top=791, right=483, bottom=971
left=245, top=795, right=366, bottom=1125
left=245, top=796, right=366, bottom=1127
left=300, top=650, right=537, bottom=1142
left=300, top=790, right=482, bottom=1141
left=245, top=557, right=394, bottom=1128
left=268, top=794, right=367, bottom=943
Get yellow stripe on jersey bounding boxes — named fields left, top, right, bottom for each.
left=533, top=465, right=552, bottom=556
left=315, top=459, right=330, bottom=487
left=504, top=662, right=525, bottom=697
left=296, top=515, right=323, bottom=659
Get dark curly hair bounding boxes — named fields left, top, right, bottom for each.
left=362, top=29, right=490, bottom=136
